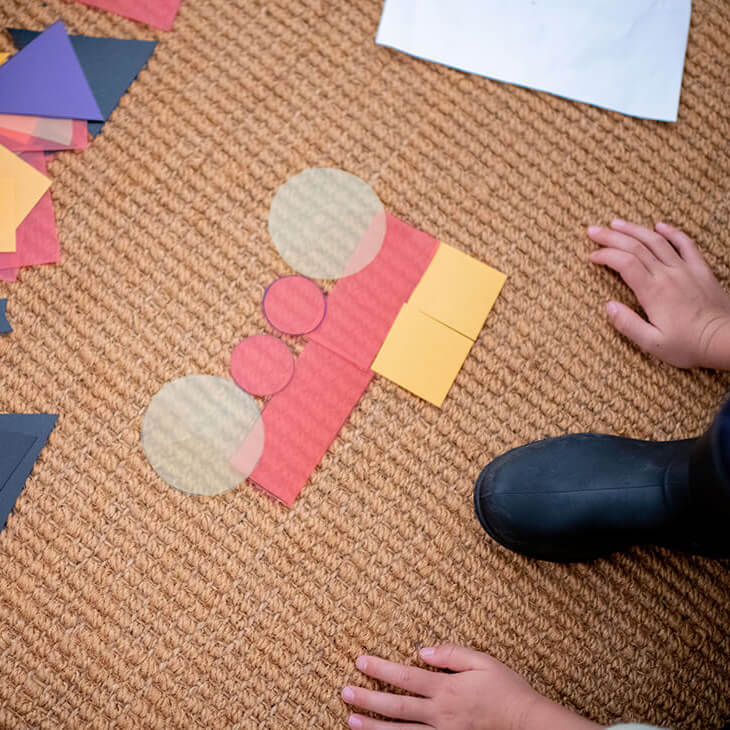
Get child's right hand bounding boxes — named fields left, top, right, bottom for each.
left=588, top=220, right=730, bottom=369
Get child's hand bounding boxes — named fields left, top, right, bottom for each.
left=341, top=644, right=600, bottom=730
left=588, top=220, right=730, bottom=369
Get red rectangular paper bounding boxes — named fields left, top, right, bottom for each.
left=0, top=152, right=60, bottom=271
left=73, top=0, right=183, bottom=31
left=309, top=213, right=438, bottom=370
left=238, top=342, right=373, bottom=506
left=0, top=119, right=88, bottom=153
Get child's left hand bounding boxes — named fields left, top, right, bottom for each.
left=341, top=644, right=600, bottom=730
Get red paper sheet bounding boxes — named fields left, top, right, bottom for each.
left=0, top=119, right=88, bottom=153
left=308, top=213, right=438, bottom=370
left=73, top=0, right=183, bottom=31
left=0, top=152, right=60, bottom=272
left=237, top=342, right=373, bottom=506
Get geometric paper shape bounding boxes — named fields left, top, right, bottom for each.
left=0, top=299, right=11, bottom=333
left=268, top=168, right=386, bottom=279
left=9, top=28, right=157, bottom=137
left=309, top=213, right=438, bottom=369
left=372, top=302, right=473, bottom=407
left=407, top=242, right=506, bottom=340
left=0, top=179, right=16, bottom=252
left=141, top=375, right=264, bottom=496
left=230, top=335, right=295, bottom=396
left=69, top=0, right=183, bottom=32
left=0, top=144, right=50, bottom=229
left=0, top=152, right=59, bottom=271
left=376, top=0, right=691, bottom=122
left=0, top=21, right=103, bottom=121
left=0, top=269, right=18, bottom=282
left=262, top=275, right=326, bottom=335
left=0, top=115, right=88, bottom=152
left=242, top=341, right=373, bottom=506
left=0, top=413, right=58, bottom=532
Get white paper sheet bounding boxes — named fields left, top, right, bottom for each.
left=376, top=0, right=692, bottom=122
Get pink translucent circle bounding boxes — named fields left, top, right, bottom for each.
left=230, top=335, right=295, bottom=396
left=262, top=275, right=326, bottom=335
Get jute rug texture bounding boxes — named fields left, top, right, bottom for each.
left=0, top=1, right=729, bottom=727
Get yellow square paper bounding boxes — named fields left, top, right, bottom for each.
left=408, top=242, right=507, bottom=340
left=0, top=178, right=16, bottom=252
left=0, top=143, right=50, bottom=231
left=372, top=303, right=473, bottom=407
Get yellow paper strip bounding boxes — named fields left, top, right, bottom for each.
left=408, top=242, right=507, bottom=340
left=0, top=178, right=16, bottom=252
left=0, top=143, right=51, bottom=229
left=372, top=302, right=473, bottom=407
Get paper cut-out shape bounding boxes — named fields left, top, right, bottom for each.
left=309, top=213, right=438, bottom=370
left=408, top=243, right=507, bottom=340
left=142, top=375, right=264, bottom=496
left=0, top=21, right=103, bottom=121
left=0, top=269, right=18, bottom=282
left=0, top=299, right=11, bottom=333
left=0, top=414, right=58, bottom=532
left=230, top=335, right=295, bottom=396
left=0, top=115, right=87, bottom=152
left=0, top=144, right=50, bottom=231
left=0, top=54, right=7, bottom=64
left=376, top=0, right=691, bottom=122
left=372, top=303, right=473, bottom=407
left=9, top=28, right=157, bottom=137
left=262, top=275, right=327, bottom=335
left=242, top=342, right=373, bottom=506
left=0, top=152, right=59, bottom=272
left=71, top=0, right=183, bottom=31
left=0, top=179, right=16, bottom=252
left=269, top=168, right=386, bottom=279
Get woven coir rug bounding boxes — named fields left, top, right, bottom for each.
left=1, top=0, right=729, bottom=727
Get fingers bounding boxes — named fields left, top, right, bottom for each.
left=347, top=714, right=430, bottom=730
left=609, top=219, right=680, bottom=265
left=342, top=686, right=430, bottom=723
left=587, top=225, right=656, bottom=271
left=588, top=247, right=651, bottom=294
left=418, top=644, right=493, bottom=672
left=355, top=656, right=437, bottom=697
left=606, top=301, right=661, bottom=353
left=655, top=222, right=707, bottom=269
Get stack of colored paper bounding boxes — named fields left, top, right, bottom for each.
left=0, top=20, right=157, bottom=281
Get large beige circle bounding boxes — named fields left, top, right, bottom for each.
left=268, top=168, right=387, bottom=279
left=142, top=375, right=264, bottom=496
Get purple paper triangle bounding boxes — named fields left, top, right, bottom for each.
left=0, top=20, right=103, bottom=121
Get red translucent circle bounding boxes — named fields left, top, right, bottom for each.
left=262, top=275, right=326, bottom=335
left=230, top=335, right=295, bottom=396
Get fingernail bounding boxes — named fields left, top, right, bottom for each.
left=606, top=301, right=619, bottom=317
left=342, top=687, right=355, bottom=702
left=611, top=218, right=625, bottom=227
left=587, top=225, right=601, bottom=235
left=349, top=716, right=363, bottom=729
left=355, top=656, right=367, bottom=671
left=420, top=647, right=435, bottom=658
left=656, top=221, right=667, bottom=228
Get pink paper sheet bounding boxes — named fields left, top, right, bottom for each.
left=73, top=0, right=183, bottom=31
left=262, top=275, right=326, bottom=335
left=308, top=213, right=438, bottom=370
left=0, top=268, right=19, bottom=282
left=0, top=119, right=87, bottom=153
left=0, top=152, right=60, bottom=271
left=238, top=342, right=373, bottom=506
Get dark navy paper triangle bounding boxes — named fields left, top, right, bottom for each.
left=0, top=299, right=11, bottom=334
left=9, top=27, right=157, bottom=137
left=0, top=414, right=58, bottom=532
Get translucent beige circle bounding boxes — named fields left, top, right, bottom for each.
left=142, top=375, right=264, bottom=496
left=268, top=168, right=387, bottom=279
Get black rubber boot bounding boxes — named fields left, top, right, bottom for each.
left=473, top=399, right=730, bottom=562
